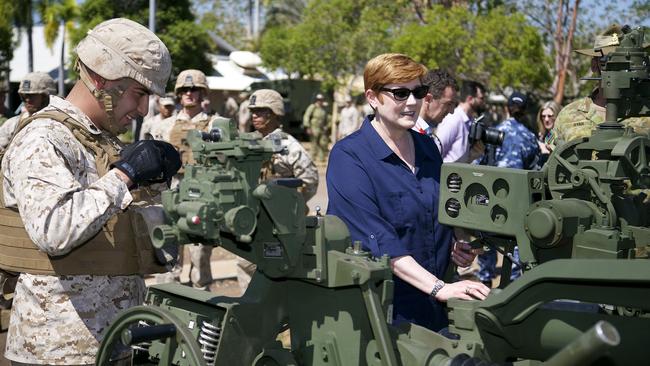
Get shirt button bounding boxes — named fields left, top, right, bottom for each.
left=370, top=234, right=375, bottom=239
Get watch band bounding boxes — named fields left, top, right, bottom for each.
left=430, top=279, right=446, bottom=298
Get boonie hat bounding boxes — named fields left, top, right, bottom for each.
left=248, top=89, right=285, bottom=116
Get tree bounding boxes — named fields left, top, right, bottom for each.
left=0, top=2, right=15, bottom=82
left=259, top=0, right=412, bottom=91
left=393, top=5, right=551, bottom=95
left=12, top=1, right=37, bottom=73
left=69, top=0, right=212, bottom=89
left=194, top=0, right=251, bottom=51
left=40, top=0, right=79, bottom=96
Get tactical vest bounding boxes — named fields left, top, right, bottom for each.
left=167, top=116, right=212, bottom=173
left=0, top=109, right=166, bottom=275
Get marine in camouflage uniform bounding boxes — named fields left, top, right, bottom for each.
left=0, top=72, right=56, bottom=150
left=0, top=83, right=10, bottom=126
left=549, top=23, right=650, bottom=149
left=139, top=96, right=176, bottom=140
left=154, top=69, right=214, bottom=290
left=1, top=18, right=179, bottom=365
left=236, top=89, right=319, bottom=292
left=303, top=94, right=330, bottom=162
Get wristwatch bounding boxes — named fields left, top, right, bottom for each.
left=430, top=280, right=446, bottom=299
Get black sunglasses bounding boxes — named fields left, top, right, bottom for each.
left=178, top=87, right=202, bottom=94
left=379, top=85, right=429, bottom=101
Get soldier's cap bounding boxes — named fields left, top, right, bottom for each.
left=159, top=97, right=175, bottom=106
left=248, top=89, right=285, bottom=116
left=575, top=23, right=650, bottom=57
left=507, top=91, right=527, bottom=108
left=315, top=93, right=324, bottom=100
left=19, top=71, right=57, bottom=95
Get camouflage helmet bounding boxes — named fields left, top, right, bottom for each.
left=247, top=89, right=285, bottom=116
left=174, top=69, right=209, bottom=94
left=75, top=18, right=171, bottom=96
left=18, top=72, right=56, bottom=95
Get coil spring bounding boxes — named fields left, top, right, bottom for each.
left=199, top=321, right=221, bottom=365
left=130, top=320, right=152, bottom=353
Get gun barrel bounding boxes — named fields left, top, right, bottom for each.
left=544, top=321, right=620, bottom=366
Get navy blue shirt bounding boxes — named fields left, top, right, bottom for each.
left=326, top=116, right=454, bottom=331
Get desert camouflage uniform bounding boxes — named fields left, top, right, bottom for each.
left=0, top=112, right=29, bottom=150
left=2, top=96, right=144, bottom=365
left=140, top=110, right=175, bottom=141
left=264, top=128, right=319, bottom=202
left=155, top=110, right=213, bottom=288
left=550, top=94, right=650, bottom=148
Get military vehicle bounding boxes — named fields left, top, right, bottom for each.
left=97, top=27, right=650, bottom=365
left=249, top=79, right=325, bottom=140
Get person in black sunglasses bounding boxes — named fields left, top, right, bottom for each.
left=327, top=53, right=488, bottom=334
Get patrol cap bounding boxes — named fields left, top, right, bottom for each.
left=19, top=72, right=56, bottom=95
left=75, top=18, right=172, bottom=96
left=174, top=69, right=208, bottom=93
left=248, top=89, right=285, bottom=116
left=159, top=96, right=175, bottom=106
left=508, top=91, right=527, bottom=108
left=315, top=93, right=324, bottom=100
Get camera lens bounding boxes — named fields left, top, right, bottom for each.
left=483, top=128, right=504, bottom=146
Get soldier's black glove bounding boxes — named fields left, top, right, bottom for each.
left=112, top=140, right=181, bottom=187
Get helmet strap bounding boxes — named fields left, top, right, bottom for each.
left=77, top=61, right=130, bottom=135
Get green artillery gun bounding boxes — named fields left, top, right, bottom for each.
left=97, top=27, right=650, bottom=365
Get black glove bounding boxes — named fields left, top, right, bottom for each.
left=112, top=140, right=181, bottom=187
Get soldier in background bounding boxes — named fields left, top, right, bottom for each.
left=337, top=95, right=361, bottom=140
left=550, top=23, right=650, bottom=148
left=223, top=91, right=239, bottom=119
left=139, top=96, right=176, bottom=140
left=238, top=91, right=251, bottom=132
left=0, top=72, right=57, bottom=150
left=0, top=82, right=10, bottom=125
left=0, top=18, right=180, bottom=364
left=303, top=93, right=330, bottom=162
left=236, top=89, right=318, bottom=292
left=154, top=69, right=214, bottom=290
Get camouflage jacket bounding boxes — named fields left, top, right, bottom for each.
left=262, top=128, right=319, bottom=201
left=303, top=103, right=329, bottom=133
left=550, top=95, right=650, bottom=148
left=140, top=110, right=176, bottom=140
left=153, top=110, right=212, bottom=142
left=491, top=118, right=541, bottom=170
left=1, top=96, right=144, bottom=364
left=0, top=112, right=28, bottom=150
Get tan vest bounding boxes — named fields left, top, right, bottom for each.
left=168, top=116, right=212, bottom=173
left=0, top=110, right=166, bottom=275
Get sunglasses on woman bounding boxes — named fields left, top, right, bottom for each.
left=379, top=85, right=429, bottom=101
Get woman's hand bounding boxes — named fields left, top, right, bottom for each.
left=451, top=240, right=477, bottom=268
left=435, top=280, right=490, bottom=302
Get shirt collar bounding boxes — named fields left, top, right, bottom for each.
left=361, top=114, right=437, bottom=162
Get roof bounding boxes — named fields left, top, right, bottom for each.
left=9, top=24, right=70, bottom=83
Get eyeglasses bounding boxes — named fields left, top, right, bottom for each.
left=541, top=114, right=554, bottom=119
left=379, top=85, right=428, bottom=101
left=178, top=87, right=202, bottom=94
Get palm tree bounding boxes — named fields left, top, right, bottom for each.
left=40, top=0, right=79, bottom=96
left=12, top=1, right=36, bottom=73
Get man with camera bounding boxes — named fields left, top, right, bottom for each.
left=475, top=91, right=540, bottom=287
left=435, top=80, right=487, bottom=163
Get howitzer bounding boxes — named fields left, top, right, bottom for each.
left=97, top=28, right=650, bottom=366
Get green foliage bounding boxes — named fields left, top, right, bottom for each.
left=69, top=0, right=211, bottom=90
left=393, top=5, right=551, bottom=94
left=0, top=1, right=15, bottom=76
left=259, top=0, right=411, bottom=90
left=194, top=0, right=250, bottom=51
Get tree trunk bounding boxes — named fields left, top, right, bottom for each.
left=27, top=0, right=33, bottom=73
left=554, top=0, right=580, bottom=106
left=58, top=24, right=64, bottom=96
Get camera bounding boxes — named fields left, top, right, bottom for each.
left=468, top=114, right=504, bottom=146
